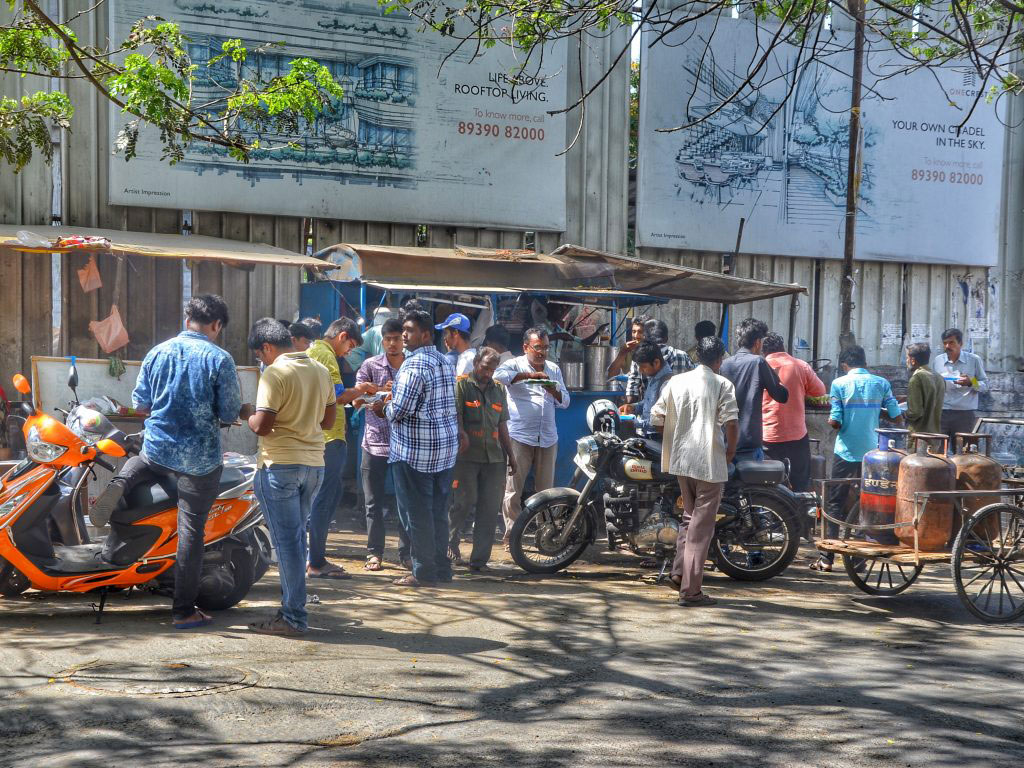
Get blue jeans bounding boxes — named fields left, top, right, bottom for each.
left=255, top=464, right=324, bottom=631
left=392, top=461, right=455, bottom=583
left=308, top=440, right=347, bottom=569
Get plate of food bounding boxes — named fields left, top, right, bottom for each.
left=525, top=378, right=558, bottom=386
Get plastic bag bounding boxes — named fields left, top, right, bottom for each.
left=15, top=230, right=53, bottom=249
left=77, top=254, right=103, bottom=293
left=89, top=305, right=129, bottom=354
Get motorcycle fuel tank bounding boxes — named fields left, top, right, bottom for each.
left=617, top=457, right=655, bottom=481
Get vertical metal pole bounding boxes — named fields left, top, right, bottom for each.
left=840, top=0, right=865, bottom=352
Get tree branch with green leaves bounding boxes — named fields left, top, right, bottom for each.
left=1, top=0, right=345, bottom=171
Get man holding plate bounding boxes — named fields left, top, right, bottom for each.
left=494, top=327, right=571, bottom=548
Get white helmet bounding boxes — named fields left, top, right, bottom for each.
left=586, top=399, right=620, bottom=435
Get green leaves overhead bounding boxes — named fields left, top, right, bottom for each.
left=0, top=1, right=345, bottom=170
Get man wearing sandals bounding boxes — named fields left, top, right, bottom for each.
left=650, top=336, right=739, bottom=607
left=371, top=310, right=459, bottom=587
left=246, top=319, right=335, bottom=636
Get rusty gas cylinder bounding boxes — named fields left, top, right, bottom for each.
left=952, top=433, right=1003, bottom=540
left=860, top=428, right=909, bottom=545
left=896, top=433, right=956, bottom=551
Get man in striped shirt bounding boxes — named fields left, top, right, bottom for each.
left=372, top=310, right=459, bottom=587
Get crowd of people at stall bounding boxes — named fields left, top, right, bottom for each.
left=110, top=293, right=989, bottom=633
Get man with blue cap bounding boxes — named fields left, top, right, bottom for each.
left=436, top=312, right=477, bottom=377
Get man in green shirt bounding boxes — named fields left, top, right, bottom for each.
left=905, top=342, right=945, bottom=435
left=450, top=348, right=518, bottom=572
left=306, top=317, right=370, bottom=580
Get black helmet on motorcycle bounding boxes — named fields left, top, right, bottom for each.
left=586, top=399, right=620, bottom=435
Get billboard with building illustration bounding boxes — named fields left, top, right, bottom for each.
left=636, top=15, right=1004, bottom=266
left=108, top=0, right=567, bottom=231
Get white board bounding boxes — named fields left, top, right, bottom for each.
left=636, top=15, right=1005, bottom=266
left=31, top=356, right=260, bottom=456
left=107, top=0, right=567, bottom=231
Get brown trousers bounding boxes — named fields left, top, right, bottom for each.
left=670, top=476, right=724, bottom=598
left=502, top=440, right=557, bottom=542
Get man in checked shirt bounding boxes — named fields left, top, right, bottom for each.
left=623, top=319, right=693, bottom=407
left=371, top=310, right=459, bottom=587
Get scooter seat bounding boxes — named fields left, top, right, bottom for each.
left=111, top=467, right=249, bottom=525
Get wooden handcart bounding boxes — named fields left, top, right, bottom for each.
left=815, top=479, right=1024, bottom=623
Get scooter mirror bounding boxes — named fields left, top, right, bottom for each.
left=68, top=363, right=79, bottom=391
left=12, top=374, right=30, bottom=395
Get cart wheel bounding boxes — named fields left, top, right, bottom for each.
left=842, top=555, right=923, bottom=596
left=952, top=503, right=1024, bottom=623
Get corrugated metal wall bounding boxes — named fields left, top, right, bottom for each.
left=0, top=1, right=631, bottom=370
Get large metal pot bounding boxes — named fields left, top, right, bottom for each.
left=584, top=345, right=611, bottom=390
left=860, top=428, right=909, bottom=545
left=562, top=361, right=585, bottom=390
left=896, top=433, right=956, bottom=551
left=952, top=433, right=1002, bottom=540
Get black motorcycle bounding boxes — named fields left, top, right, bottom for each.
left=509, top=408, right=814, bottom=581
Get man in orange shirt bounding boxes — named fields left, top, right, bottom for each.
left=761, top=333, right=826, bottom=492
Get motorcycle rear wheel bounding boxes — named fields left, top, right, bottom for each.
left=712, top=495, right=800, bottom=582
left=510, top=498, right=591, bottom=574
left=196, top=545, right=256, bottom=612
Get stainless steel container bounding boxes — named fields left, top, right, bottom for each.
left=584, top=345, right=611, bottom=390
left=562, top=361, right=585, bottom=390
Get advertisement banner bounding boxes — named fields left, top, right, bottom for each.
left=636, top=16, right=1004, bottom=266
left=108, top=0, right=567, bottom=231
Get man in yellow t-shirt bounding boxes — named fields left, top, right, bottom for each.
left=246, top=318, right=335, bottom=636
left=306, top=316, right=370, bottom=580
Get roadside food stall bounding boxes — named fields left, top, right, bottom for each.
left=301, top=242, right=806, bottom=485
left=0, top=225, right=337, bottom=516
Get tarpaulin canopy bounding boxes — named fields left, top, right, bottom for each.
left=317, top=242, right=806, bottom=305
left=550, top=245, right=806, bottom=304
left=0, top=225, right=332, bottom=270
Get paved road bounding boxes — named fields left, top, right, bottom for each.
left=1, top=532, right=1021, bottom=767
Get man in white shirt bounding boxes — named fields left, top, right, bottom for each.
left=651, top=336, right=739, bottom=607
left=436, top=312, right=477, bottom=376
left=493, top=327, right=571, bottom=546
left=934, top=327, right=988, bottom=448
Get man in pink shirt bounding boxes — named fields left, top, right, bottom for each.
left=761, top=333, right=826, bottom=492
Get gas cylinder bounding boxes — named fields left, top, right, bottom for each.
left=952, top=433, right=1002, bottom=540
left=860, top=429, right=909, bottom=545
left=896, top=433, right=956, bottom=551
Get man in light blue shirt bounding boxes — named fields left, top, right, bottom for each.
left=934, top=327, right=988, bottom=447
left=813, top=345, right=902, bottom=571
left=493, top=327, right=570, bottom=545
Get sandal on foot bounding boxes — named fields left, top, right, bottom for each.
left=392, top=574, right=432, bottom=587
left=173, top=610, right=212, bottom=630
left=678, top=593, right=717, bottom=607
left=364, top=556, right=383, bottom=572
left=308, top=564, right=352, bottom=580
left=809, top=558, right=832, bottom=572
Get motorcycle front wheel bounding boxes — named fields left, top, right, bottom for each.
left=509, top=497, right=592, bottom=574
left=712, top=494, right=800, bottom=582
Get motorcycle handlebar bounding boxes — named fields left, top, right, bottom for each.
left=95, top=457, right=115, bottom=472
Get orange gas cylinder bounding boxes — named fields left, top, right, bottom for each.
left=896, top=433, right=955, bottom=551
left=952, top=433, right=1003, bottom=540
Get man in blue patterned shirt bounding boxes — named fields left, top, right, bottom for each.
left=371, top=309, right=459, bottom=587
left=92, top=295, right=251, bottom=629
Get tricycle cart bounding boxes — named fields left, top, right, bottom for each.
left=815, top=480, right=1024, bottom=623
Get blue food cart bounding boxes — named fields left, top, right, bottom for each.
left=300, top=243, right=806, bottom=485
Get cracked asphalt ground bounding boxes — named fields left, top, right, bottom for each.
left=1, top=530, right=1022, bottom=768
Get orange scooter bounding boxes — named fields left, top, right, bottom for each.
left=0, top=368, right=266, bottom=621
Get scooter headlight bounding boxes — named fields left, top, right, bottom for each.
left=26, top=427, right=67, bottom=463
left=576, top=435, right=599, bottom=470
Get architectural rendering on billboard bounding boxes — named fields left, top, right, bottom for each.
left=107, top=0, right=567, bottom=231
left=636, top=16, right=1004, bottom=266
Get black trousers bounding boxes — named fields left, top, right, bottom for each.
left=361, top=449, right=409, bottom=560
left=823, top=456, right=861, bottom=564
left=765, top=435, right=812, bottom=492
left=103, top=455, right=222, bottom=619
left=941, top=409, right=977, bottom=452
